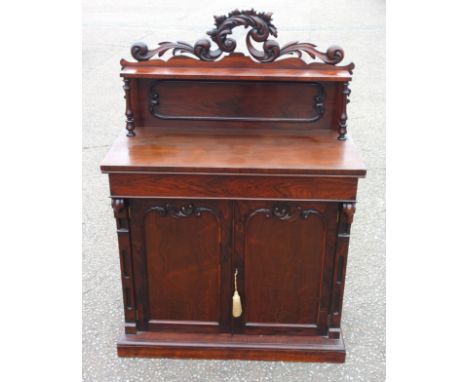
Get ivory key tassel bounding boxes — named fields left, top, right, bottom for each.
left=232, top=268, right=242, bottom=318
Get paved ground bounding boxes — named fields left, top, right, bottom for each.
left=83, top=0, right=385, bottom=380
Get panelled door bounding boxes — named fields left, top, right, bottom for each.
left=233, top=201, right=338, bottom=336
left=129, top=199, right=337, bottom=336
left=130, top=199, right=232, bottom=333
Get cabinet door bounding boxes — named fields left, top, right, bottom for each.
left=234, top=201, right=338, bottom=335
left=130, top=199, right=231, bottom=333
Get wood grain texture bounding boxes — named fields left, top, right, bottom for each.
left=108, top=173, right=358, bottom=201
left=101, top=128, right=366, bottom=177
left=121, top=54, right=353, bottom=82
left=149, top=80, right=325, bottom=123
left=117, top=331, right=345, bottom=362
left=139, top=78, right=335, bottom=130
left=129, top=199, right=232, bottom=334
left=234, top=201, right=338, bottom=336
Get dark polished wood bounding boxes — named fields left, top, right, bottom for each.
left=101, top=128, right=366, bottom=176
left=123, top=78, right=136, bottom=137
left=112, top=198, right=137, bottom=334
left=108, top=173, right=358, bottom=201
left=102, top=9, right=365, bottom=363
left=234, top=201, right=338, bottom=336
left=149, top=80, right=325, bottom=123
left=117, top=331, right=345, bottom=362
left=130, top=9, right=352, bottom=68
left=129, top=199, right=232, bottom=334
left=121, top=54, right=354, bottom=81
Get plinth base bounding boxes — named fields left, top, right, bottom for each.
left=117, top=331, right=346, bottom=363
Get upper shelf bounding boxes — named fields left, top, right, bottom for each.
left=120, top=55, right=353, bottom=82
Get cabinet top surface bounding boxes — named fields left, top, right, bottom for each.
left=100, top=128, right=366, bottom=177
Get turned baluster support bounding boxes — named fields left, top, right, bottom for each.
left=338, top=82, right=351, bottom=141
left=123, top=77, right=136, bottom=137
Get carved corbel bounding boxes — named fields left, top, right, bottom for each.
left=111, top=198, right=137, bottom=334
left=329, top=202, right=356, bottom=338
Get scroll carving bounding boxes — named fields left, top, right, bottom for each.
left=147, top=203, right=216, bottom=218
left=248, top=204, right=325, bottom=222
left=130, top=9, right=350, bottom=68
left=144, top=203, right=224, bottom=260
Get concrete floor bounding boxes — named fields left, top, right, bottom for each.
left=83, top=0, right=385, bottom=380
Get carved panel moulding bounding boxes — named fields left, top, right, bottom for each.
left=247, top=204, right=326, bottom=223
left=145, top=203, right=218, bottom=219
left=149, top=80, right=325, bottom=123
left=129, top=9, right=354, bottom=71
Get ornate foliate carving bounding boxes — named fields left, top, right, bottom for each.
left=252, top=204, right=324, bottom=222
left=148, top=203, right=214, bottom=218
left=130, top=9, right=349, bottom=66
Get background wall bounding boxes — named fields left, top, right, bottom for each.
left=83, top=1, right=385, bottom=380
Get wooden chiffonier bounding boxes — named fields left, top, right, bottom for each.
left=101, top=9, right=366, bottom=363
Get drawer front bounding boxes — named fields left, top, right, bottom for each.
left=109, top=173, right=358, bottom=201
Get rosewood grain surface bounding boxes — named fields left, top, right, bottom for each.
left=120, top=54, right=353, bottom=82
left=138, top=78, right=337, bottom=130
left=117, top=331, right=345, bottom=362
left=101, top=128, right=366, bottom=176
left=109, top=173, right=358, bottom=201
left=234, top=201, right=338, bottom=336
left=149, top=80, right=326, bottom=123
left=129, top=199, right=232, bottom=334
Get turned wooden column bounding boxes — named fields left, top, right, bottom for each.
left=338, top=82, right=351, bottom=141
left=123, top=78, right=135, bottom=137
